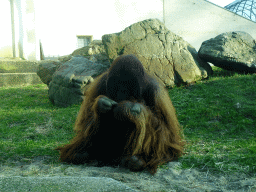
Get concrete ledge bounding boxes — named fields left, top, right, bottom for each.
left=0, top=176, right=138, bottom=192
left=0, top=60, right=39, bottom=73
left=0, top=73, right=43, bottom=87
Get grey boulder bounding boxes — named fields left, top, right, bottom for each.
left=198, top=31, right=256, bottom=73
left=102, top=18, right=212, bottom=87
left=48, top=56, right=108, bottom=107
left=37, top=60, right=62, bottom=85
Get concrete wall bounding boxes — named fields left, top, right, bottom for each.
left=0, top=1, right=13, bottom=58
left=1, top=0, right=256, bottom=60
left=35, top=0, right=163, bottom=58
left=164, top=0, right=256, bottom=51
left=22, top=0, right=39, bottom=60
left=0, top=0, right=39, bottom=60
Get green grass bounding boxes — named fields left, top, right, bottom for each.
left=170, top=67, right=256, bottom=175
left=0, top=66, right=255, bottom=176
left=0, top=84, right=79, bottom=165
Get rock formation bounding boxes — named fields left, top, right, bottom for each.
left=37, top=60, right=62, bottom=85
left=71, top=40, right=110, bottom=67
left=38, top=18, right=216, bottom=107
left=102, top=18, right=212, bottom=87
left=198, top=31, right=256, bottom=73
left=48, top=56, right=108, bottom=107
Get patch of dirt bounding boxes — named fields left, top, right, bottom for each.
left=1, top=157, right=255, bottom=192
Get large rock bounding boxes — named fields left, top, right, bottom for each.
left=57, top=40, right=110, bottom=68
left=72, top=40, right=110, bottom=66
left=58, top=40, right=110, bottom=67
left=198, top=31, right=256, bottom=73
left=102, top=18, right=212, bottom=87
left=37, top=60, right=61, bottom=85
left=49, top=56, right=108, bottom=107
left=39, top=41, right=110, bottom=87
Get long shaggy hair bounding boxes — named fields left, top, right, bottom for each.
left=56, top=54, right=185, bottom=174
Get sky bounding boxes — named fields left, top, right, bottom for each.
left=207, top=0, right=236, bottom=7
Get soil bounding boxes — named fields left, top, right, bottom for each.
left=0, top=156, right=255, bottom=192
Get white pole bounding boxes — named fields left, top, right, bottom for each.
left=10, top=0, right=16, bottom=57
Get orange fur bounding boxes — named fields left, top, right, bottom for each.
left=56, top=55, right=185, bottom=174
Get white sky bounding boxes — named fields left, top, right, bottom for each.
left=207, top=0, right=235, bottom=7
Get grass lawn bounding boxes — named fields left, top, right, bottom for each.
left=0, top=66, right=255, bottom=176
